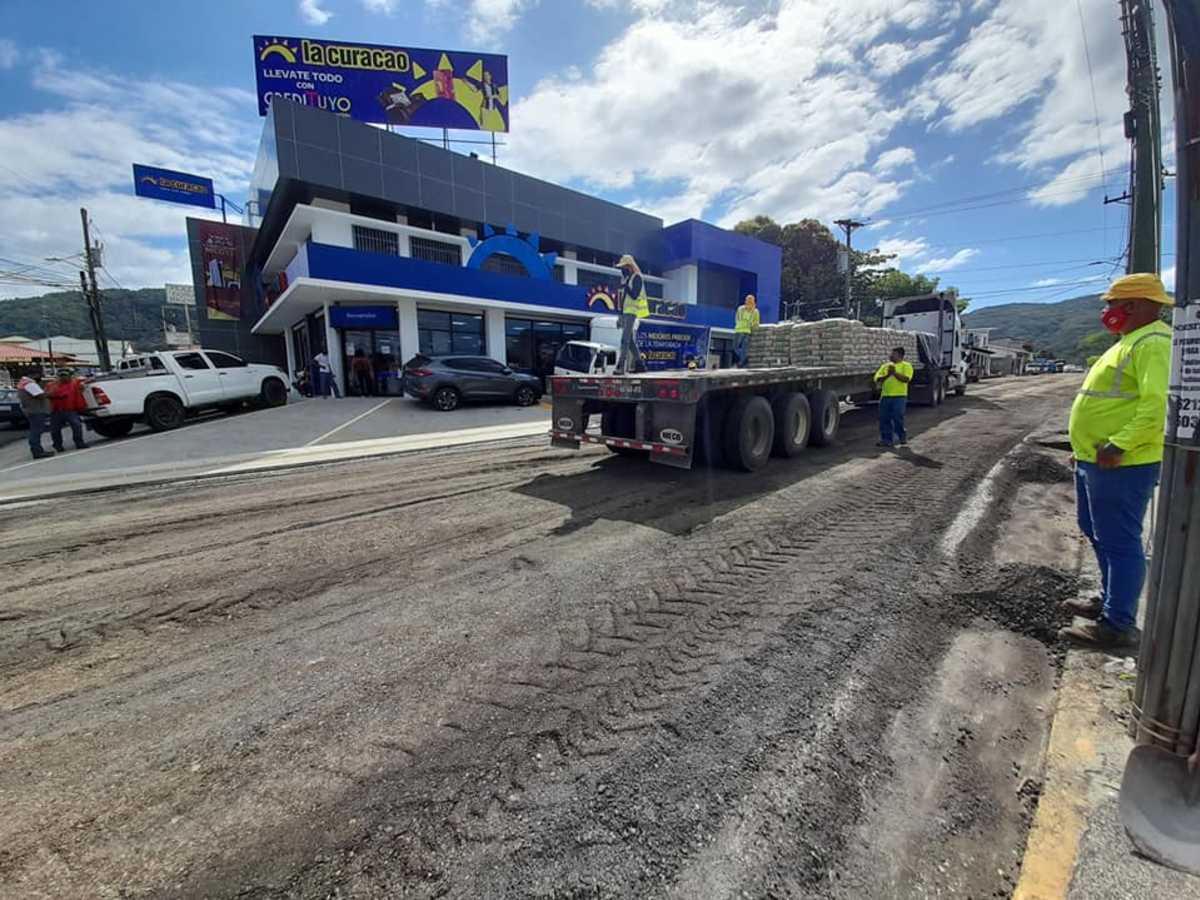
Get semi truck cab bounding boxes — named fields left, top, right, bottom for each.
left=882, top=291, right=970, bottom=396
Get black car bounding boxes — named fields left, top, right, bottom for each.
left=1, top=386, right=26, bottom=427
left=402, top=355, right=543, bottom=412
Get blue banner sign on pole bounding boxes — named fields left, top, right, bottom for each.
left=253, top=35, right=510, bottom=132
left=132, top=164, right=216, bottom=209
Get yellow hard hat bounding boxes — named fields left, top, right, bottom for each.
left=1102, top=272, right=1173, bottom=305
left=616, top=254, right=637, bottom=269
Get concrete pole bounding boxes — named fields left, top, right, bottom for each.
left=1122, top=0, right=1164, bottom=274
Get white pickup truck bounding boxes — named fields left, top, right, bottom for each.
left=83, top=349, right=290, bottom=437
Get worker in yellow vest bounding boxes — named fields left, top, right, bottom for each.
left=734, top=294, right=760, bottom=367
left=614, top=254, right=649, bottom=374
left=1061, top=272, right=1173, bottom=650
left=874, top=346, right=914, bottom=447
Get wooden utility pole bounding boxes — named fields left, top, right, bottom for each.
left=79, top=207, right=112, bottom=370
left=834, top=218, right=866, bottom=317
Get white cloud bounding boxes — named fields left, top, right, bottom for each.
left=865, top=36, right=946, bottom=77
left=439, top=0, right=541, bottom=45
left=298, top=0, right=333, bottom=25
left=0, top=39, right=18, bottom=70
left=922, top=248, right=979, bottom=271
left=875, top=146, right=916, bottom=174
left=1162, top=265, right=1176, bottom=292
left=508, top=0, right=962, bottom=228
left=361, top=0, right=396, bottom=11
left=1033, top=276, right=1065, bottom=287
left=0, top=54, right=258, bottom=298
left=877, top=237, right=929, bottom=264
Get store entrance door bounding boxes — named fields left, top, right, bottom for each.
left=341, top=329, right=403, bottom=396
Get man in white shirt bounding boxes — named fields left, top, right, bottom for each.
left=17, top=371, right=54, bottom=459
left=313, top=351, right=340, bottom=399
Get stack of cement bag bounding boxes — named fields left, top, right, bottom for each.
left=745, top=319, right=919, bottom=369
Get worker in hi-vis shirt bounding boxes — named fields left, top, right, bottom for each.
left=734, top=295, right=760, bottom=367
left=874, top=346, right=914, bottom=448
left=1061, top=272, right=1172, bottom=651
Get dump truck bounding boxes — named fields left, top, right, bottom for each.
left=549, top=292, right=965, bottom=472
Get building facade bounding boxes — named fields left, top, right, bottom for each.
left=192, top=100, right=781, bottom=395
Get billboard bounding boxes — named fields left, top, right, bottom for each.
left=197, top=222, right=242, bottom=321
left=253, top=35, right=510, bottom=132
left=132, top=164, right=216, bottom=209
left=637, top=322, right=712, bottom=371
left=164, top=283, right=194, bottom=306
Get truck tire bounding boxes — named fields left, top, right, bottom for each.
left=934, top=376, right=946, bottom=407
left=145, top=394, right=185, bottom=432
left=723, top=395, right=774, bottom=472
left=260, top=378, right=288, bottom=408
left=807, top=388, right=840, bottom=447
left=90, top=418, right=134, bottom=439
left=771, top=392, right=811, bottom=458
left=601, top=405, right=647, bottom=457
left=954, top=383, right=966, bottom=397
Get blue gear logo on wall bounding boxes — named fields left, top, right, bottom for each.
left=465, top=224, right=558, bottom=280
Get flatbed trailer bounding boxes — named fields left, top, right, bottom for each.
left=549, top=347, right=950, bottom=471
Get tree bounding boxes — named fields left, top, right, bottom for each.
left=1076, top=329, right=1117, bottom=359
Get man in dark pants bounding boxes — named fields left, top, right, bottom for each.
left=16, top=370, right=54, bottom=459
left=48, top=369, right=88, bottom=451
left=874, top=347, right=913, bottom=448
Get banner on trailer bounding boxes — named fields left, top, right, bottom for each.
left=253, top=35, right=510, bottom=132
left=198, top=222, right=242, bottom=321
left=132, top=164, right=215, bottom=209
left=637, top=322, right=711, bottom=370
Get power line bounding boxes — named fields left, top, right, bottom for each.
left=873, top=171, right=1119, bottom=222
left=1076, top=0, right=1110, bottom=186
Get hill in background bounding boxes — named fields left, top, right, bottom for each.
left=0, top=288, right=169, bottom=349
left=964, top=294, right=1105, bottom=361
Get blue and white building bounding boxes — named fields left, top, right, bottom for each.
left=201, top=100, right=781, bottom=395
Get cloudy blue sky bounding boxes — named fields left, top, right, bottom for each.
left=0, top=0, right=1177, bottom=308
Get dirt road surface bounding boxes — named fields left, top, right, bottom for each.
left=0, top=376, right=1085, bottom=899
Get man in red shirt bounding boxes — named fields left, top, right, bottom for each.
left=47, top=369, right=89, bottom=451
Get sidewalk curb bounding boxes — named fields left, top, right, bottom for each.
left=1012, top=651, right=1103, bottom=900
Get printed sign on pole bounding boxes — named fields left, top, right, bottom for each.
left=197, top=222, right=243, bottom=321
left=1170, top=303, right=1200, bottom=441
left=253, top=35, right=510, bottom=132
left=164, top=283, right=194, bottom=306
left=132, top=164, right=216, bottom=209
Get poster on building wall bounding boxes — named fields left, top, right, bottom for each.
left=253, top=35, right=510, bottom=132
left=1171, top=303, right=1200, bottom=441
left=198, top=221, right=242, bottom=321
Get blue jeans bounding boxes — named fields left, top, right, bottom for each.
left=26, top=412, right=49, bottom=456
left=616, top=314, right=643, bottom=374
left=879, top=396, right=907, bottom=444
left=51, top=411, right=85, bottom=450
left=734, top=333, right=749, bottom=367
left=1075, top=460, right=1160, bottom=631
left=320, top=371, right=340, bottom=398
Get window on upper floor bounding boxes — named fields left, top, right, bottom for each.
left=352, top=225, right=400, bottom=257
left=645, top=281, right=664, bottom=299
left=577, top=268, right=620, bottom=292
left=480, top=252, right=528, bottom=278
left=410, top=236, right=463, bottom=266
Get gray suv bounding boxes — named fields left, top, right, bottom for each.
left=402, top=355, right=543, bottom=411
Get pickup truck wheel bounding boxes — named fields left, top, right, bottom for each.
left=145, top=395, right=185, bottom=432
left=514, top=385, right=537, bottom=407
left=260, top=378, right=288, bottom=408
left=723, top=395, right=774, bottom=472
left=432, top=386, right=460, bottom=412
left=601, top=405, right=647, bottom=457
left=807, top=388, right=840, bottom=447
left=90, top=418, right=134, bottom=439
left=771, top=392, right=811, bottom=458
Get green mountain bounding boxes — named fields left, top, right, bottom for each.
left=0, top=287, right=169, bottom=349
left=964, top=293, right=1107, bottom=362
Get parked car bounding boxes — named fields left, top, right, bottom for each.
left=402, top=355, right=543, bottom=412
left=1, top=386, right=26, bottom=428
left=82, top=349, right=291, bottom=436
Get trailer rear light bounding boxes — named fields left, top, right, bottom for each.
left=92, top=387, right=111, bottom=406
left=656, top=387, right=681, bottom=399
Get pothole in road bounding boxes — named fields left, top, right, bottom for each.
left=954, top=563, right=1078, bottom=650
left=1004, top=447, right=1074, bottom=484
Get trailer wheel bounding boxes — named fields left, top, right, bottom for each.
left=771, top=392, right=811, bottom=458
left=807, top=389, right=840, bottom=447
left=723, top=395, right=774, bottom=472
left=601, top=406, right=647, bottom=458
left=934, top=376, right=946, bottom=406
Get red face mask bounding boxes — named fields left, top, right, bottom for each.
left=1101, top=303, right=1132, bottom=334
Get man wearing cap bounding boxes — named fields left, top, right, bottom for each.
left=734, top=294, right=760, bottom=368
left=1061, top=272, right=1173, bottom=650
left=614, top=254, right=649, bottom=374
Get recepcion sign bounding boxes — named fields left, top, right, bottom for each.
left=1170, top=303, right=1200, bottom=441
left=330, top=305, right=400, bottom=329
left=253, top=35, right=510, bottom=132
left=132, top=164, right=216, bottom=209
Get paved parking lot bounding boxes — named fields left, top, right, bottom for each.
left=0, top=396, right=550, bottom=498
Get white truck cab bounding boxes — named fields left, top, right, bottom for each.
left=555, top=341, right=618, bottom=376
left=881, top=291, right=970, bottom=396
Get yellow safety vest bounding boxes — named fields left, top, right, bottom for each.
left=874, top=360, right=914, bottom=397
left=1068, top=319, right=1172, bottom=465
left=621, top=272, right=650, bottom=319
left=735, top=305, right=760, bottom=334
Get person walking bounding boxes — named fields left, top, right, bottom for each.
left=1061, top=272, right=1173, bottom=650
left=48, top=369, right=88, bottom=452
left=874, top=346, right=913, bottom=448
left=614, top=254, right=649, bottom=374
left=734, top=294, right=760, bottom=367
left=313, top=350, right=340, bottom=399
left=350, top=348, right=375, bottom=397
left=16, top=370, right=54, bottom=459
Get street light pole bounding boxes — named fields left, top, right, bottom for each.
left=834, top=218, right=866, bottom=318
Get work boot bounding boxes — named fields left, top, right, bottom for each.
left=876, top=441, right=894, bottom=449
left=1059, top=617, right=1140, bottom=651
left=1061, top=595, right=1103, bottom=619
left=31, top=449, right=56, bottom=460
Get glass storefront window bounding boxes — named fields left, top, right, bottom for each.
left=505, top=317, right=589, bottom=378
left=339, top=329, right=403, bottom=396
left=418, top=309, right=484, bottom=357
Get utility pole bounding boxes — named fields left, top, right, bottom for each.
left=834, top=218, right=866, bottom=317
left=1121, top=0, right=1164, bottom=273
left=79, top=207, right=112, bottom=370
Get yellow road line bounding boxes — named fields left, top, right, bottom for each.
left=1012, top=656, right=1102, bottom=900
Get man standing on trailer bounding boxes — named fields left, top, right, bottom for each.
left=734, top=294, right=760, bottom=367
left=614, top=254, right=649, bottom=374
left=1061, top=272, right=1172, bottom=650
left=874, top=346, right=913, bottom=448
